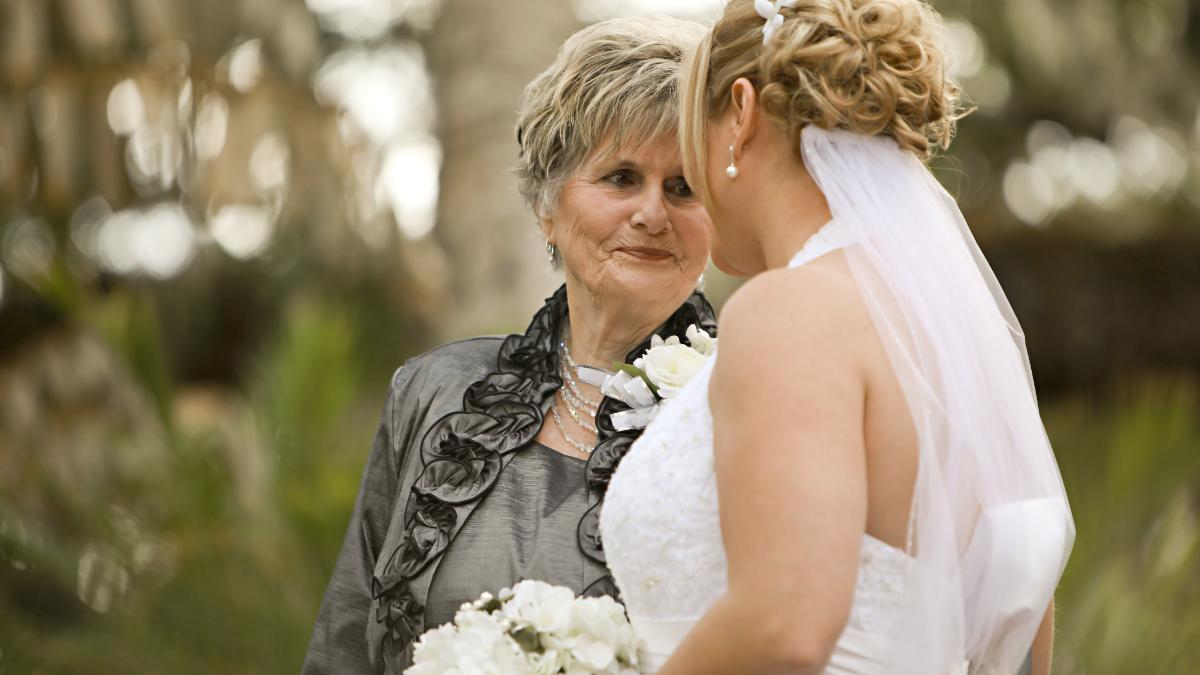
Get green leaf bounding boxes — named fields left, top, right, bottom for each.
left=613, top=362, right=659, bottom=397
left=510, top=625, right=541, bottom=653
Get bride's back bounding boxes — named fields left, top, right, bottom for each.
left=759, top=244, right=920, bottom=554
left=832, top=256, right=920, bottom=553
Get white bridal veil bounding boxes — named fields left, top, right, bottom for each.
left=800, top=126, right=1075, bottom=675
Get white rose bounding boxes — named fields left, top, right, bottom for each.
left=526, top=648, right=567, bottom=675
left=501, top=579, right=575, bottom=636
left=563, top=601, right=619, bottom=671
left=649, top=334, right=681, bottom=349
left=588, top=596, right=640, bottom=665
left=640, top=343, right=708, bottom=399
left=571, top=640, right=617, bottom=671
left=409, top=611, right=523, bottom=674
left=685, top=324, right=716, bottom=356
left=407, top=624, right=460, bottom=674
left=541, top=596, right=640, bottom=673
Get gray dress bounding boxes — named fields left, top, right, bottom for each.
left=423, top=442, right=603, bottom=628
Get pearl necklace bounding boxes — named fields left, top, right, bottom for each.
left=552, top=327, right=614, bottom=455
left=549, top=404, right=596, bottom=456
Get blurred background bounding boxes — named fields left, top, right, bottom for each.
left=0, top=0, right=1197, bottom=672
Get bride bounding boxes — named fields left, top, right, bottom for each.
left=598, top=1, right=1075, bottom=674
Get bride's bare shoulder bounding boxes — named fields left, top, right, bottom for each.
left=718, top=256, right=868, bottom=350
left=712, top=257, right=874, bottom=432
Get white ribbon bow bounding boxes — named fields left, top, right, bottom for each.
left=754, top=0, right=796, bottom=45
left=579, top=368, right=661, bottom=432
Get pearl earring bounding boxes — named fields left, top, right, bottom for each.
left=725, top=144, right=739, bottom=179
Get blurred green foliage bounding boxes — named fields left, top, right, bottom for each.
left=1051, top=379, right=1200, bottom=673
left=0, top=288, right=394, bottom=674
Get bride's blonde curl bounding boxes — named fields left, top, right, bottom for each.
left=681, top=0, right=970, bottom=201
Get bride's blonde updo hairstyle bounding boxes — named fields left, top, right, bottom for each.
left=681, top=0, right=968, bottom=199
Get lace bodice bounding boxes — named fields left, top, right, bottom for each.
left=598, top=218, right=910, bottom=673
left=598, top=354, right=908, bottom=643
left=599, top=357, right=728, bottom=621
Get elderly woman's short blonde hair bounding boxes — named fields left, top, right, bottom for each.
left=515, top=16, right=706, bottom=220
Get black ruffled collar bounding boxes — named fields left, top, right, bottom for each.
left=578, top=289, right=718, bottom=596
left=372, top=283, right=717, bottom=658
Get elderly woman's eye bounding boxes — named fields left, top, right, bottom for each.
left=667, top=177, right=694, bottom=198
left=605, top=170, right=637, bottom=187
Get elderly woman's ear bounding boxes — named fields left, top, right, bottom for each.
left=538, top=210, right=561, bottom=268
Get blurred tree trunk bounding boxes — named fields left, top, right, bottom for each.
left=428, top=0, right=578, bottom=339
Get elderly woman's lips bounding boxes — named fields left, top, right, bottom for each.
left=617, top=247, right=674, bottom=261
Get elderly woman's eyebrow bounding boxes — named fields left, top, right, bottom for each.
left=594, top=157, right=685, bottom=175
left=585, top=157, right=640, bottom=175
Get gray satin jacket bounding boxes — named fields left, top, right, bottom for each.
left=301, top=336, right=573, bottom=673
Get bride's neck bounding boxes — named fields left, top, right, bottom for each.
left=750, top=171, right=834, bottom=271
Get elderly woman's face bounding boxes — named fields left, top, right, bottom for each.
left=542, top=134, right=711, bottom=308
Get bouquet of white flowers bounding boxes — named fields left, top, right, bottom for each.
left=579, top=324, right=716, bottom=432
left=405, top=580, right=641, bottom=675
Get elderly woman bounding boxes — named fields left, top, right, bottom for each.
left=301, top=15, right=715, bottom=673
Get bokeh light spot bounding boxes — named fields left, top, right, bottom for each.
left=70, top=195, right=114, bottom=260
left=1068, top=138, right=1121, bottom=206
left=969, top=64, right=1012, bottom=110
left=575, top=0, right=723, bottom=21
left=96, top=205, right=196, bottom=278
left=210, top=204, right=277, bottom=260
left=2, top=217, right=56, bottom=282
left=227, top=39, right=264, bottom=93
left=945, top=19, right=985, bottom=79
left=314, top=44, right=432, bottom=146
left=136, top=204, right=196, bottom=279
left=250, top=132, right=291, bottom=194
left=1003, top=161, right=1056, bottom=227
left=77, top=543, right=130, bottom=614
left=195, top=93, right=230, bottom=161
left=107, top=79, right=145, bottom=136
left=379, top=137, right=440, bottom=239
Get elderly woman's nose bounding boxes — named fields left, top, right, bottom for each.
left=631, top=186, right=670, bottom=234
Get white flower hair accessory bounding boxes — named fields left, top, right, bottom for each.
left=755, top=0, right=797, bottom=45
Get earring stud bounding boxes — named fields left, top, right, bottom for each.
left=725, top=144, right=739, bottom=179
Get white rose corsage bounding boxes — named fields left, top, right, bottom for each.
left=578, top=324, right=717, bottom=432
left=405, top=580, right=640, bottom=675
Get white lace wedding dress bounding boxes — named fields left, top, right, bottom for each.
left=598, top=221, right=907, bottom=674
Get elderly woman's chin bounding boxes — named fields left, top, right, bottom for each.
left=601, top=252, right=700, bottom=302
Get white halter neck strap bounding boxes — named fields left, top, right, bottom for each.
left=786, top=217, right=858, bottom=269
